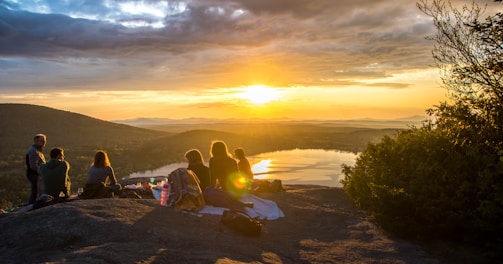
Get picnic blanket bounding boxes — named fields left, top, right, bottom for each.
left=198, top=194, right=285, bottom=220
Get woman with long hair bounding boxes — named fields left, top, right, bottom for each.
left=81, top=150, right=119, bottom=198
left=206, top=140, right=253, bottom=208
left=88, top=151, right=117, bottom=186
left=208, top=140, right=238, bottom=191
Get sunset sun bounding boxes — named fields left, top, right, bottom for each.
left=237, top=85, right=280, bottom=105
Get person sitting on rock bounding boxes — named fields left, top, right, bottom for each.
left=38, top=147, right=71, bottom=199
left=81, top=150, right=121, bottom=199
left=234, top=147, right=254, bottom=180
left=185, top=148, right=210, bottom=191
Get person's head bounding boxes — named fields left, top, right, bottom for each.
left=50, top=147, right=64, bottom=159
left=234, top=148, right=246, bottom=160
left=185, top=149, right=204, bottom=165
left=210, top=140, right=230, bottom=158
left=33, top=134, right=47, bottom=147
left=93, top=150, right=110, bottom=168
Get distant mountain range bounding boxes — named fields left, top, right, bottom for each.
left=111, top=116, right=427, bottom=128
left=112, top=115, right=428, bottom=129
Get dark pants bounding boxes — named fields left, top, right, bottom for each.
left=26, top=172, right=39, bottom=204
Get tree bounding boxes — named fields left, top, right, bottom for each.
left=342, top=0, right=503, bottom=246
left=417, top=2, right=503, bottom=240
left=417, top=0, right=503, bottom=154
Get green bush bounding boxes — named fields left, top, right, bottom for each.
left=342, top=125, right=503, bottom=242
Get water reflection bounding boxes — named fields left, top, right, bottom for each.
left=249, top=149, right=358, bottom=187
left=129, top=149, right=358, bottom=187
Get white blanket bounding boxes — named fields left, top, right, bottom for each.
left=198, top=194, right=285, bottom=220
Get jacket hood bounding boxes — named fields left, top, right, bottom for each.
left=45, top=159, right=64, bottom=169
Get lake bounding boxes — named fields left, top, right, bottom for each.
left=128, top=149, right=359, bottom=187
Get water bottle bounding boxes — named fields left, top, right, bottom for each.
left=160, top=182, right=169, bottom=206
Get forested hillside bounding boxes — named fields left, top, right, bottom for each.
left=0, top=103, right=168, bottom=149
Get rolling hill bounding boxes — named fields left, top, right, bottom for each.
left=0, top=103, right=169, bottom=151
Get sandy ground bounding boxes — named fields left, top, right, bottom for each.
left=0, top=185, right=442, bottom=264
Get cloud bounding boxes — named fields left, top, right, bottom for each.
left=0, top=0, right=499, bottom=94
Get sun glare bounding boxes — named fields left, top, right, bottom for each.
left=237, top=85, right=280, bottom=105
left=251, top=159, right=272, bottom=179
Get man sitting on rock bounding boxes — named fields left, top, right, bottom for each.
left=38, top=147, right=71, bottom=200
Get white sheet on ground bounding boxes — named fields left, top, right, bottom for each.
left=198, top=194, right=285, bottom=220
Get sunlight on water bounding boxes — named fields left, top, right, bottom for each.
left=249, top=149, right=358, bottom=187
left=251, top=159, right=272, bottom=178
left=129, top=149, right=358, bottom=187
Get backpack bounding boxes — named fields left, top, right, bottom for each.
left=220, top=209, right=262, bottom=236
left=166, top=168, right=205, bottom=211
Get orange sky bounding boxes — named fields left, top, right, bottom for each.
left=0, top=1, right=498, bottom=121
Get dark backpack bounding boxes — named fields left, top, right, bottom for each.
left=221, top=209, right=262, bottom=236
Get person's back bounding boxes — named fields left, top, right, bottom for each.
left=185, top=149, right=210, bottom=191
left=81, top=151, right=119, bottom=199
left=88, top=166, right=117, bottom=185
left=38, top=147, right=71, bottom=198
left=87, top=151, right=117, bottom=185
left=188, top=163, right=210, bottom=190
left=209, top=156, right=238, bottom=188
left=209, top=141, right=238, bottom=191
left=234, top=148, right=254, bottom=180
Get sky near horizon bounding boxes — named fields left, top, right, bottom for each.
left=0, top=0, right=500, bottom=121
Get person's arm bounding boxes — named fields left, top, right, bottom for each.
left=231, top=159, right=239, bottom=174
left=108, top=166, right=117, bottom=185
left=28, top=148, right=41, bottom=172
left=244, top=159, right=254, bottom=179
left=65, top=161, right=71, bottom=197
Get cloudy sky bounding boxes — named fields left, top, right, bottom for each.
left=0, top=0, right=500, bottom=121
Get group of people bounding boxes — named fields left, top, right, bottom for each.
left=186, top=141, right=253, bottom=192
left=181, top=141, right=255, bottom=211
left=26, top=133, right=254, bottom=205
left=25, top=133, right=119, bottom=204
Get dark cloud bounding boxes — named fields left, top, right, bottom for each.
left=0, top=1, right=429, bottom=57
left=0, top=0, right=498, bottom=92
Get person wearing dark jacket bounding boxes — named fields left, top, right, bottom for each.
left=25, top=134, right=47, bottom=204
left=38, top=147, right=71, bottom=199
left=207, top=141, right=253, bottom=207
left=185, top=149, right=210, bottom=191
left=209, top=140, right=239, bottom=191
